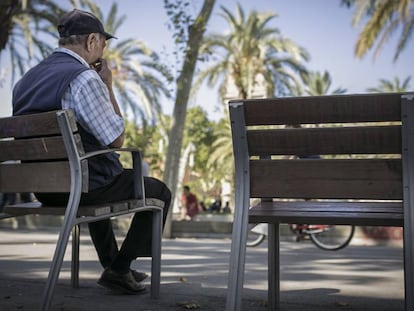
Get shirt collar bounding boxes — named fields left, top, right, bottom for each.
left=54, top=47, right=90, bottom=68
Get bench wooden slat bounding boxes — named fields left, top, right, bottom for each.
left=250, top=159, right=402, bottom=199
left=0, top=136, right=71, bottom=161
left=249, top=211, right=403, bottom=226
left=2, top=198, right=165, bottom=218
left=0, top=162, right=88, bottom=193
left=247, top=126, right=401, bottom=156
left=3, top=202, right=111, bottom=217
left=249, top=201, right=403, bottom=226
left=0, top=110, right=77, bottom=139
left=240, top=93, right=402, bottom=126
left=250, top=200, right=403, bottom=212
left=129, top=198, right=165, bottom=209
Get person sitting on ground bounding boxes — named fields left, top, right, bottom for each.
left=208, top=197, right=222, bottom=213
left=180, top=185, right=200, bottom=220
left=12, top=9, right=171, bottom=295
left=222, top=201, right=231, bottom=214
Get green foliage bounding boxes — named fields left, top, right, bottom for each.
left=367, top=76, right=412, bottom=92
left=163, top=0, right=195, bottom=79
left=206, top=116, right=234, bottom=184
left=300, top=70, right=347, bottom=96
left=342, top=0, right=414, bottom=61
left=164, top=0, right=193, bottom=47
left=119, top=117, right=170, bottom=179
left=183, top=106, right=216, bottom=172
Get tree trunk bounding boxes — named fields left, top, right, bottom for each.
left=162, top=0, right=215, bottom=238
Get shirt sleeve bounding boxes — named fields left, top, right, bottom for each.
left=62, top=70, right=124, bottom=146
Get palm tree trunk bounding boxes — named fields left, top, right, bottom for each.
left=163, top=0, right=215, bottom=238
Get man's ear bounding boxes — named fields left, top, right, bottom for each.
left=86, top=33, right=97, bottom=52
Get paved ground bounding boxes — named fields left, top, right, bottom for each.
left=0, top=227, right=405, bottom=311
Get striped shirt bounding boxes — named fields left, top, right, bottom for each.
left=57, top=47, right=124, bottom=146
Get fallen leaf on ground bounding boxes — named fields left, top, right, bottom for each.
left=176, top=301, right=201, bottom=309
left=335, top=301, right=350, bottom=307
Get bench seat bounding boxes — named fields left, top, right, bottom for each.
left=249, top=201, right=403, bottom=226
left=2, top=198, right=164, bottom=218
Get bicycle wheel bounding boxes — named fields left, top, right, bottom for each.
left=246, top=232, right=266, bottom=247
left=309, top=225, right=355, bottom=251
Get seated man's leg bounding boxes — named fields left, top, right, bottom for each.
left=85, top=172, right=170, bottom=270
left=115, top=176, right=171, bottom=262
left=35, top=170, right=171, bottom=294
left=88, top=219, right=119, bottom=269
left=35, top=185, right=123, bottom=270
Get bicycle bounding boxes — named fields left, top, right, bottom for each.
left=247, top=223, right=355, bottom=251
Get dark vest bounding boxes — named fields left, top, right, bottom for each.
left=12, top=51, right=123, bottom=190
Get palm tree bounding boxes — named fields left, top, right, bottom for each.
left=301, top=70, right=347, bottom=96
left=367, top=76, right=412, bottom=92
left=78, top=1, right=173, bottom=123
left=1, top=0, right=66, bottom=81
left=194, top=3, right=310, bottom=101
left=0, top=0, right=19, bottom=51
left=342, top=0, right=414, bottom=61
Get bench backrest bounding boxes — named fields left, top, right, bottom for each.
left=0, top=110, right=89, bottom=193
left=229, top=93, right=412, bottom=201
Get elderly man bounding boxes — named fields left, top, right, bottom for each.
left=12, top=9, right=171, bottom=295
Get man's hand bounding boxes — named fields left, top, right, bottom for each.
left=92, top=58, right=124, bottom=148
left=94, top=58, right=112, bottom=87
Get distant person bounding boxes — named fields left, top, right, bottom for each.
left=208, top=197, right=222, bottom=213
left=180, top=185, right=200, bottom=220
left=222, top=201, right=231, bottom=214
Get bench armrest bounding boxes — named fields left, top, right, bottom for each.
left=79, top=147, right=140, bottom=160
left=80, top=148, right=145, bottom=200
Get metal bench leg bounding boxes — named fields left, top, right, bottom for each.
left=40, top=205, right=79, bottom=311
left=71, top=224, right=80, bottom=288
left=268, top=223, right=280, bottom=310
left=404, top=236, right=413, bottom=311
left=225, top=199, right=249, bottom=311
left=40, top=167, right=81, bottom=311
left=150, top=209, right=162, bottom=299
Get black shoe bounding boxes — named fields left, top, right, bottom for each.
left=98, top=268, right=146, bottom=295
left=130, top=269, right=148, bottom=283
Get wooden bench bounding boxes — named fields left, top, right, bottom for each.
left=225, top=93, right=414, bottom=311
left=0, top=110, right=164, bottom=311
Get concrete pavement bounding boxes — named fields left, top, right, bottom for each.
left=0, top=227, right=405, bottom=311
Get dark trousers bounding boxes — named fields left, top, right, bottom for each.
left=36, top=170, right=171, bottom=272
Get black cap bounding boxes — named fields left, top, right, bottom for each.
left=58, top=9, right=116, bottom=40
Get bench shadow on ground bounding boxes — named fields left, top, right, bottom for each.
left=0, top=228, right=405, bottom=311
